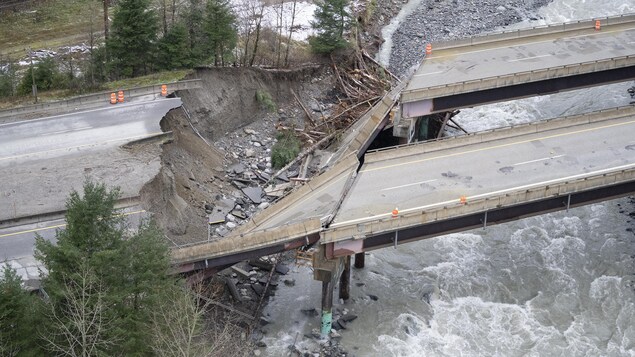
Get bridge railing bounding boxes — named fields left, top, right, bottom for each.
left=322, top=165, right=635, bottom=243
left=434, top=13, right=635, bottom=50
left=401, top=55, right=635, bottom=102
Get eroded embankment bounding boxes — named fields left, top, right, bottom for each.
left=140, top=65, right=336, bottom=246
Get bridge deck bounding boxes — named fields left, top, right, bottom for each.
left=323, top=105, right=635, bottom=242
left=402, top=14, right=635, bottom=116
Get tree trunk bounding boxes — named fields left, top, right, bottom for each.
left=162, top=0, right=168, bottom=35
left=275, top=0, right=284, bottom=68
left=284, top=0, right=297, bottom=67
left=249, top=3, right=264, bottom=66
left=103, top=0, right=109, bottom=41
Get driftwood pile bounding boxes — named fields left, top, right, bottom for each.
left=276, top=50, right=396, bottom=162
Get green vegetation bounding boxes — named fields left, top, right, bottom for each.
left=0, top=0, right=102, bottom=60
left=107, top=0, right=159, bottom=78
left=271, top=130, right=301, bottom=169
left=0, top=180, right=238, bottom=355
left=0, top=264, right=41, bottom=356
left=309, top=0, right=352, bottom=54
left=256, top=89, right=276, bottom=112
left=16, top=57, right=66, bottom=95
left=0, top=0, right=328, bottom=106
left=204, top=0, right=238, bottom=66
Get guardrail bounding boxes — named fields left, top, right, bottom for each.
left=0, top=79, right=202, bottom=119
left=434, top=13, right=635, bottom=50
left=401, top=55, right=635, bottom=102
left=321, top=165, right=635, bottom=243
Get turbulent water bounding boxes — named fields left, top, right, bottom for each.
left=262, top=0, right=635, bottom=356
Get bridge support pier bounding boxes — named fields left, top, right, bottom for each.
left=313, top=245, right=344, bottom=337
left=339, top=255, right=351, bottom=301
left=354, top=252, right=365, bottom=268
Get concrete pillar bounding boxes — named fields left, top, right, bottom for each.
left=339, top=255, right=351, bottom=301
left=354, top=252, right=365, bottom=269
left=313, top=244, right=344, bottom=338
left=321, top=279, right=334, bottom=337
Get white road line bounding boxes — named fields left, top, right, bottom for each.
left=514, top=154, right=564, bottom=166
left=380, top=179, right=437, bottom=191
left=413, top=70, right=445, bottom=77
left=507, top=54, right=552, bottom=62
left=330, top=162, right=635, bottom=228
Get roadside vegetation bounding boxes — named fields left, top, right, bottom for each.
left=0, top=180, right=251, bottom=356
left=0, top=0, right=352, bottom=104
left=271, top=130, right=302, bottom=168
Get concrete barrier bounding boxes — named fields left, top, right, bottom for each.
left=0, top=196, right=141, bottom=230
left=434, top=13, right=635, bottom=50
left=0, top=79, right=202, bottom=120
left=330, top=82, right=405, bottom=163
left=231, top=152, right=359, bottom=235
left=171, top=218, right=321, bottom=265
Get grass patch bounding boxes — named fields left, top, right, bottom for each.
left=103, top=70, right=193, bottom=91
left=271, top=131, right=301, bottom=169
left=0, top=0, right=104, bottom=60
left=255, top=89, right=276, bottom=112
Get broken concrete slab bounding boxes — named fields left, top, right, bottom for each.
left=242, top=186, right=263, bottom=204
left=232, top=266, right=250, bottom=279
left=208, top=198, right=236, bottom=224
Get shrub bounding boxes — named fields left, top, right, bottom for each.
left=255, top=89, right=276, bottom=112
left=271, top=131, right=301, bottom=169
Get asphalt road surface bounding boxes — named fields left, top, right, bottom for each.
left=406, top=21, right=635, bottom=93
left=0, top=97, right=181, bottom=167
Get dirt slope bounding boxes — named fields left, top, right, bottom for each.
left=141, top=66, right=335, bottom=246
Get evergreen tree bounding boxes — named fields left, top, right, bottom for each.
left=0, top=61, right=16, bottom=98
left=17, top=57, right=64, bottom=95
left=309, top=0, right=351, bottom=54
left=204, top=0, right=237, bottom=66
left=112, top=221, right=173, bottom=355
left=35, top=180, right=180, bottom=355
left=157, top=22, right=192, bottom=70
left=182, top=0, right=207, bottom=65
left=107, top=0, right=159, bottom=77
left=0, top=264, right=42, bottom=356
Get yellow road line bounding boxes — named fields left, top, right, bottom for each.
left=361, top=118, right=635, bottom=173
left=0, top=209, right=146, bottom=239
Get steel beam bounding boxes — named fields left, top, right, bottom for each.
left=431, top=66, right=635, bottom=114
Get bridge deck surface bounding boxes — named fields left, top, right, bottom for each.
left=403, top=20, right=635, bottom=102
left=330, top=108, right=635, bottom=229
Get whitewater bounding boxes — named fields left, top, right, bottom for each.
left=262, top=0, right=635, bottom=355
